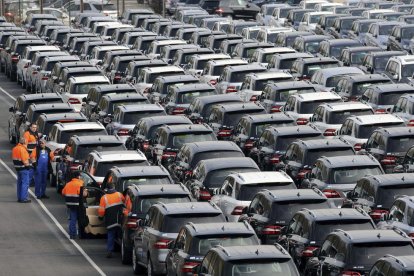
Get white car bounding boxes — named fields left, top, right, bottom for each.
left=199, top=59, right=248, bottom=86
left=89, top=45, right=129, bottom=67
left=210, top=171, right=296, bottom=222
left=298, top=11, right=332, bottom=32
left=147, top=39, right=187, bottom=59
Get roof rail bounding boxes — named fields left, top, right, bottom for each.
left=215, top=245, right=231, bottom=256
left=384, top=254, right=407, bottom=268
left=392, top=227, right=409, bottom=238
left=300, top=208, right=315, bottom=218
left=187, top=222, right=197, bottom=232
left=333, top=229, right=351, bottom=239
left=274, top=243, right=288, bottom=255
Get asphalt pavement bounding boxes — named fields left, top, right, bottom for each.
left=0, top=74, right=133, bottom=276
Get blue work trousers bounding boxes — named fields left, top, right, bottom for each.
left=34, top=169, right=48, bottom=197
left=17, top=169, right=30, bottom=201
left=68, top=207, right=78, bottom=238
left=107, top=228, right=118, bottom=252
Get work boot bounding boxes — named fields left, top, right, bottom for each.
left=106, top=251, right=113, bottom=258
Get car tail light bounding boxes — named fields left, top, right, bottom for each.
left=270, top=153, right=281, bottom=164
left=298, top=76, right=310, bottom=81
left=153, top=239, right=172, bottom=249
left=250, top=95, right=257, bottom=101
left=198, top=189, right=211, bottom=201
left=226, top=86, right=237, bottom=93
left=408, top=120, right=414, bottom=127
left=231, top=206, right=245, bottom=215
left=68, top=98, right=81, bottom=104
left=260, top=225, right=282, bottom=235
left=172, top=107, right=186, bottom=115
left=42, top=76, right=48, bottom=80
left=369, top=209, right=389, bottom=220
left=375, top=108, right=387, bottom=114
left=185, top=170, right=193, bottom=177
left=380, top=154, right=397, bottom=165
left=24, top=63, right=29, bottom=68
left=32, top=71, right=38, bottom=75
left=11, top=55, right=19, bottom=62
left=216, top=8, right=223, bottom=14
left=342, top=271, right=362, bottom=276
left=126, top=217, right=138, bottom=229
left=301, top=246, right=319, bottom=257
left=143, top=87, right=150, bottom=96
left=322, top=189, right=341, bottom=198
left=408, top=233, right=414, bottom=242
left=162, top=151, right=177, bottom=160
left=114, top=73, right=121, bottom=82
left=244, top=139, right=255, bottom=150
left=297, top=169, right=311, bottom=180
left=117, top=129, right=130, bottom=136
left=141, top=140, right=150, bottom=151
left=323, top=129, right=336, bottom=136
left=181, top=262, right=200, bottom=273
left=70, top=162, right=82, bottom=171
left=270, top=105, right=283, bottom=113
left=218, top=128, right=232, bottom=137
left=353, top=143, right=362, bottom=152
left=296, top=118, right=308, bottom=125
left=209, top=79, right=217, bottom=86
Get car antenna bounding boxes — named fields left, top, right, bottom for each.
left=402, top=176, right=405, bottom=182
left=255, top=249, right=259, bottom=255
left=160, top=187, right=164, bottom=192
left=221, top=225, right=225, bottom=231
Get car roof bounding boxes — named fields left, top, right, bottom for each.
left=318, top=154, right=380, bottom=167
left=369, top=83, right=414, bottom=93
left=131, top=184, right=190, bottom=196
left=70, top=75, right=109, bottom=83
left=333, top=229, right=411, bottom=243
left=324, top=38, right=360, bottom=45
left=197, top=157, right=259, bottom=171
left=262, top=188, right=326, bottom=202
left=171, top=83, right=214, bottom=93
left=299, top=35, right=331, bottom=42
left=370, top=50, right=406, bottom=57
left=242, top=113, right=294, bottom=123
left=275, top=53, right=313, bottom=60
left=155, top=74, right=198, bottom=83
left=316, top=67, right=364, bottom=77
left=225, top=64, right=266, bottom=72
left=247, top=71, right=292, bottom=79
left=211, top=245, right=291, bottom=261
left=185, top=221, right=255, bottom=236
left=300, top=208, right=371, bottom=221
left=266, top=125, right=321, bottom=136
left=255, top=47, right=295, bottom=53
left=213, top=102, right=264, bottom=112
left=341, top=74, right=390, bottom=82
left=299, top=57, right=338, bottom=64
left=192, top=53, right=230, bottom=60
left=38, top=112, right=87, bottom=122
left=69, top=135, right=122, bottom=145
left=143, top=66, right=184, bottom=73
left=160, top=124, right=212, bottom=133
left=266, top=80, right=315, bottom=90
left=194, top=94, right=242, bottom=105
left=117, top=104, right=165, bottom=112
left=296, top=138, right=351, bottom=149
left=153, top=202, right=222, bottom=215
left=293, top=92, right=341, bottom=102
left=322, top=102, right=373, bottom=111
left=360, top=173, right=414, bottom=187
left=29, top=103, right=73, bottom=111
left=208, top=58, right=247, bottom=66
left=350, top=114, right=404, bottom=125
left=374, top=126, right=414, bottom=137
left=90, top=150, right=146, bottom=161
left=19, top=93, right=62, bottom=101
left=390, top=55, right=414, bottom=65
left=111, top=165, right=170, bottom=177
left=230, top=171, right=293, bottom=184
left=138, top=115, right=192, bottom=127
left=55, top=121, right=104, bottom=130
left=103, top=93, right=147, bottom=101
left=183, top=141, right=241, bottom=153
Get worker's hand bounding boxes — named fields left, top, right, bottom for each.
left=82, top=189, right=88, bottom=197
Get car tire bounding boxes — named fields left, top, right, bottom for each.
left=8, top=125, right=16, bottom=144
left=132, top=249, right=145, bottom=275
left=121, top=237, right=132, bottom=264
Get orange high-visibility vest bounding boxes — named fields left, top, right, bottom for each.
left=23, top=131, right=38, bottom=153
left=62, top=178, right=84, bottom=207
left=12, top=143, right=30, bottom=171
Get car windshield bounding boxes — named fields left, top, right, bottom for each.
left=401, top=64, right=414, bottom=78
left=270, top=199, right=331, bottom=224
left=122, top=111, right=164, bottom=124
left=378, top=184, right=414, bottom=208
left=354, top=81, right=390, bottom=96
left=330, top=46, right=345, bottom=59
left=278, top=88, right=316, bottom=101
left=305, top=148, right=355, bottom=166
left=123, top=176, right=172, bottom=187
left=314, top=220, right=374, bottom=242
left=161, top=213, right=225, bottom=232
left=327, top=109, right=373, bottom=124
left=74, top=82, right=107, bottom=94
left=359, top=22, right=372, bottom=33
left=178, top=90, right=217, bottom=104
left=304, top=62, right=338, bottom=76
left=330, top=166, right=383, bottom=184
left=357, top=122, right=404, bottom=138
left=139, top=196, right=191, bottom=214
left=237, top=182, right=295, bottom=201
left=204, top=168, right=258, bottom=188
left=379, top=25, right=395, bottom=35
left=230, top=71, right=260, bottom=82
left=111, top=100, right=147, bottom=112
left=402, top=28, right=414, bottom=39
left=253, top=121, right=295, bottom=137
left=59, top=129, right=107, bottom=143
left=374, top=56, right=392, bottom=70
left=224, top=110, right=265, bottom=126
left=350, top=242, right=414, bottom=266
left=171, top=133, right=216, bottom=148
left=275, top=133, right=322, bottom=151
left=95, top=160, right=148, bottom=176
left=255, top=77, right=292, bottom=90
left=387, top=136, right=414, bottom=152
left=378, top=92, right=408, bottom=105
left=190, top=151, right=244, bottom=167
left=75, top=143, right=125, bottom=160
left=299, top=99, right=340, bottom=114
left=191, top=235, right=258, bottom=255
left=305, top=41, right=320, bottom=54
left=350, top=52, right=368, bottom=65
left=226, top=259, right=298, bottom=276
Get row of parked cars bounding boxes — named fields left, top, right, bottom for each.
left=5, top=1, right=414, bottom=275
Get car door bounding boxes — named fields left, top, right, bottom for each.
left=79, top=171, right=106, bottom=235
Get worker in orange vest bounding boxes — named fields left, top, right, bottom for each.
left=98, top=182, right=125, bottom=258
left=23, top=123, right=39, bottom=186
left=12, top=137, right=32, bottom=203
left=62, top=171, right=86, bottom=239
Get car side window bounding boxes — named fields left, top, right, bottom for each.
left=284, top=97, right=296, bottom=111
left=389, top=200, right=406, bottom=222
left=175, top=229, right=186, bottom=250
left=200, top=252, right=212, bottom=273
left=320, top=236, right=335, bottom=257
left=208, top=253, right=218, bottom=275
left=313, top=106, right=324, bottom=122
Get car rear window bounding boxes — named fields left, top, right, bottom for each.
left=178, top=90, right=217, bottom=104
left=253, top=121, right=295, bottom=137
left=95, top=160, right=149, bottom=176
left=190, top=235, right=258, bottom=255
left=171, top=132, right=216, bottom=148
left=387, top=136, right=414, bottom=152
left=237, top=182, right=296, bottom=201
left=314, top=220, right=374, bottom=242
left=122, top=110, right=165, bottom=124
left=74, top=82, right=109, bottom=94
left=161, top=213, right=226, bottom=232
left=330, top=166, right=383, bottom=184
left=138, top=195, right=191, bottom=213
left=327, top=109, right=373, bottom=124
left=275, top=133, right=322, bottom=151
left=224, top=110, right=266, bottom=126
left=378, top=184, right=414, bottom=208
left=59, top=129, right=107, bottom=143
left=123, top=176, right=173, bottom=187
left=303, top=62, right=339, bottom=76
left=75, top=143, right=125, bottom=160
left=270, top=199, right=331, bottom=224
left=299, top=99, right=341, bottom=114
left=378, top=91, right=408, bottom=105
left=277, top=87, right=316, bottom=101
left=230, top=70, right=264, bottom=82
left=190, top=151, right=244, bottom=167
left=357, top=122, right=405, bottom=138
left=305, top=148, right=355, bottom=165
left=204, top=168, right=259, bottom=189
left=226, top=259, right=298, bottom=276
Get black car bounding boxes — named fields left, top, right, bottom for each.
left=239, top=188, right=334, bottom=245
left=283, top=138, right=355, bottom=185
left=328, top=16, right=364, bottom=39
left=290, top=57, right=341, bottom=81
left=335, top=74, right=392, bottom=102
left=280, top=208, right=376, bottom=272
left=147, top=74, right=199, bottom=104
left=315, top=14, right=345, bottom=36
left=292, top=35, right=331, bottom=55
left=185, top=157, right=260, bottom=201
left=317, top=38, right=362, bottom=59
left=268, top=52, right=313, bottom=70
left=394, top=145, right=414, bottom=173
left=304, top=229, right=414, bottom=276
left=339, top=46, right=383, bottom=67
left=231, top=113, right=296, bottom=155
left=148, top=124, right=217, bottom=166
left=231, top=41, right=274, bottom=60
left=359, top=50, right=407, bottom=74
left=207, top=102, right=266, bottom=140
left=108, top=55, right=149, bottom=84
left=168, top=141, right=244, bottom=183
left=186, top=93, right=243, bottom=124
left=125, top=115, right=193, bottom=153
left=387, top=24, right=414, bottom=52
left=122, top=59, right=167, bottom=85
left=285, top=9, right=314, bottom=30
left=275, top=31, right=313, bottom=48
left=36, top=112, right=88, bottom=137
left=21, top=103, right=75, bottom=132
left=369, top=255, right=414, bottom=276
left=196, top=244, right=300, bottom=276
left=252, top=125, right=323, bottom=171
left=166, top=221, right=260, bottom=275
left=344, top=173, right=414, bottom=222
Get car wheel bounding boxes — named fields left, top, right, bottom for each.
left=121, top=237, right=132, bottom=264
left=132, top=249, right=145, bottom=275
left=8, top=125, right=16, bottom=144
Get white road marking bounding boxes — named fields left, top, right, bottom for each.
left=0, top=89, right=106, bottom=276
